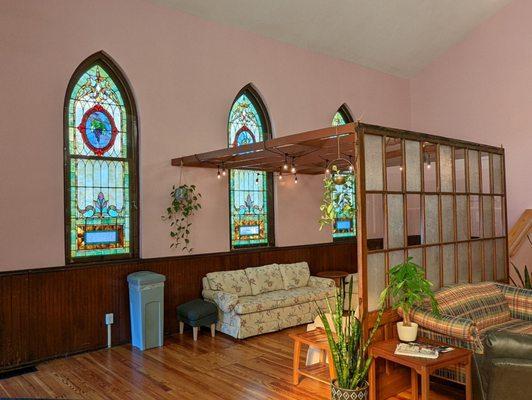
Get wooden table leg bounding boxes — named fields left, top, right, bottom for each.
left=369, top=356, right=377, bottom=400
left=465, top=355, right=472, bottom=400
left=292, top=340, right=301, bottom=385
left=411, top=368, right=419, bottom=400
left=421, top=368, right=430, bottom=400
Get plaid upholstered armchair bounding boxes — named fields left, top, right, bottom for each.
left=406, top=282, right=532, bottom=397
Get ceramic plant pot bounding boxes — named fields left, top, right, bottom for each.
left=397, top=321, right=418, bottom=342
left=331, top=380, right=369, bottom=400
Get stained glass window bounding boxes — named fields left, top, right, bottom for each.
left=65, top=53, right=138, bottom=262
left=228, top=86, right=274, bottom=248
left=331, top=104, right=356, bottom=240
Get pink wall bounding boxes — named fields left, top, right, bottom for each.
left=0, top=0, right=410, bottom=270
left=410, top=0, right=532, bottom=228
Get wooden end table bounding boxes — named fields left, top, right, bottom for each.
left=289, top=328, right=336, bottom=385
left=368, top=339, right=472, bottom=400
left=316, top=270, right=349, bottom=287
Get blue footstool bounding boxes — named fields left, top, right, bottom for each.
left=177, top=299, right=218, bottom=341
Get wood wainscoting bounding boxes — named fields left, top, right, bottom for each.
left=0, top=241, right=356, bottom=372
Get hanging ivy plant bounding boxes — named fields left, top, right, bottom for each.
left=319, top=165, right=355, bottom=231
left=162, top=184, right=202, bottom=253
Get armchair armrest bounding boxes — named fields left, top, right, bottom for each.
left=212, top=291, right=239, bottom=313
left=407, top=307, right=479, bottom=343
left=308, top=276, right=335, bottom=289
left=496, top=283, right=532, bottom=321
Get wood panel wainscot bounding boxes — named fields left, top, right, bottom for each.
left=0, top=241, right=356, bottom=372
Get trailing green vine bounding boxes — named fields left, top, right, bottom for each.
left=162, top=184, right=201, bottom=252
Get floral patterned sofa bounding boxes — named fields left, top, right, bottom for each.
left=202, top=262, right=336, bottom=339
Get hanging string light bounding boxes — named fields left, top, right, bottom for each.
left=325, top=159, right=330, bottom=175
left=294, top=174, right=298, bottom=184
left=217, top=165, right=221, bottom=179
left=278, top=171, right=283, bottom=180
left=290, top=157, right=297, bottom=174
left=222, top=163, right=227, bottom=176
left=283, top=154, right=289, bottom=171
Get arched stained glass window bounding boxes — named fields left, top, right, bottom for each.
left=64, top=52, right=138, bottom=263
left=228, top=86, right=274, bottom=248
left=331, top=104, right=356, bottom=240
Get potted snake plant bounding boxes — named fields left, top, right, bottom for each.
left=317, top=279, right=388, bottom=399
left=388, top=257, right=439, bottom=341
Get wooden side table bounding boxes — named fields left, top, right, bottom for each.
left=289, top=328, right=336, bottom=385
left=368, top=339, right=472, bottom=400
left=316, top=270, right=349, bottom=287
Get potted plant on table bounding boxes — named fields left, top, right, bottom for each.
left=388, top=257, right=440, bottom=342
left=317, top=279, right=388, bottom=399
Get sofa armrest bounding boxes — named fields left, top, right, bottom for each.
left=308, top=276, right=335, bottom=289
left=202, top=288, right=216, bottom=301
left=407, top=307, right=479, bottom=343
left=212, top=291, right=239, bottom=313
left=496, top=283, right=532, bottom=321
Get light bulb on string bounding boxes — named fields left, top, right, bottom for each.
left=222, top=167, right=226, bottom=176
left=217, top=166, right=221, bottom=179
left=294, top=174, right=298, bottom=184
left=325, top=160, right=330, bottom=175
left=290, top=158, right=297, bottom=174
left=399, top=165, right=403, bottom=171
left=278, top=172, right=283, bottom=180
left=283, top=154, right=289, bottom=170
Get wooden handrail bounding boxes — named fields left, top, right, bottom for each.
left=509, top=209, right=532, bottom=257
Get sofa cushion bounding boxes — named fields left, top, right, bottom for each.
left=206, top=269, right=252, bottom=296
left=481, top=319, right=532, bottom=336
left=279, top=262, right=310, bottom=290
left=234, top=286, right=334, bottom=314
left=435, top=282, right=511, bottom=331
left=245, top=264, right=284, bottom=295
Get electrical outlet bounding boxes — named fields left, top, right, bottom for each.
left=105, top=313, right=114, bottom=325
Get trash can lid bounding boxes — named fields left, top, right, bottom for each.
left=127, top=271, right=166, bottom=285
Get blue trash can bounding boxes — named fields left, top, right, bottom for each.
left=127, top=271, right=166, bottom=350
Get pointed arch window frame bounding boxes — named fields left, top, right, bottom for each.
left=63, top=51, right=139, bottom=264
left=227, top=85, right=275, bottom=250
left=332, top=103, right=356, bottom=242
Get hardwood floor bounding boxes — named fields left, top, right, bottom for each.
left=0, top=326, right=464, bottom=399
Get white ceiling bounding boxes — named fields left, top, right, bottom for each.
left=153, top=0, right=512, bottom=78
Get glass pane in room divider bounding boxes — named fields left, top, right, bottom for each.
left=441, top=195, right=454, bottom=242
left=426, top=245, right=441, bottom=289
left=468, top=150, right=480, bottom=193
left=405, top=140, right=421, bottom=191
left=495, top=238, right=507, bottom=280
left=389, top=250, right=405, bottom=270
left=484, top=240, right=495, bottom=281
left=442, top=244, right=455, bottom=286
left=470, top=195, right=481, bottom=239
left=408, top=247, right=423, bottom=269
left=367, top=252, right=386, bottom=311
left=471, top=241, right=482, bottom=282
left=439, top=145, right=453, bottom=192
left=423, top=142, right=437, bottom=192
left=481, top=152, right=491, bottom=194
left=482, top=196, right=494, bottom=238
left=365, top=135, right=383, bottom=191
left=367, top=193, right=384, bottom=250
left=386, top=137, right=403, bottom=191
left=456, top=195, right=468, bottom=241
left=424, top=195, right=440, bottom=244
left=387, top=194, right=404, bottom=248
left=492, top=154, right=503, bottom=194
left=455, top=148, right=466, bottom=192
left=407, top=194, right=422, bottom=245
left=457, top=242, right=469, bottom=283
left=494, top=196, right=504, bottom=237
